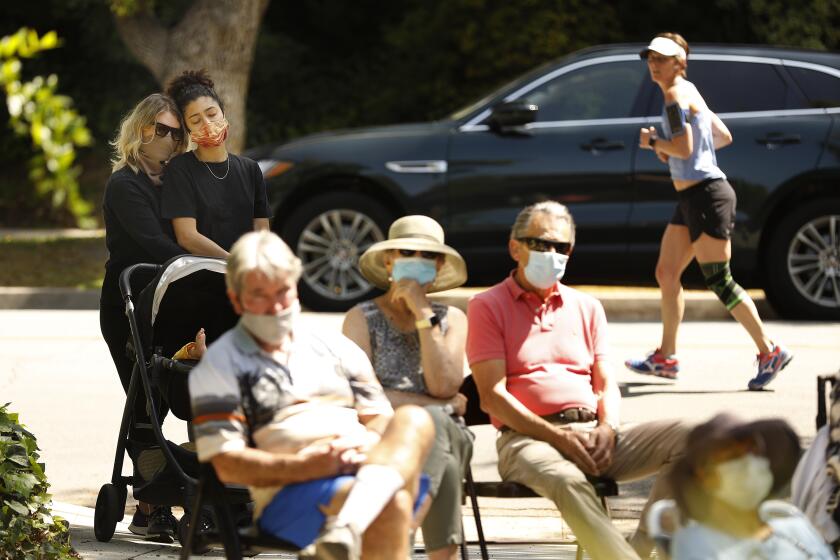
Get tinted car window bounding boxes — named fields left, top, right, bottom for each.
left=688, top=61, right=797, bottom=112
left=787, top=66, right=840, bottom=108
left=519, top=61, right=646, bottom=121
left=648, top=61, right=802, bottom=114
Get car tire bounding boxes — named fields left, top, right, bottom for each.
left=280, top=192, right=394, bottom=311
left=764, top=199, right=840, bottom=320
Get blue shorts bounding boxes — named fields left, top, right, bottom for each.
left=258, top=473, right=430, bottom=549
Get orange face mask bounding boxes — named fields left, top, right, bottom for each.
left=190, top=117, right=229, bottom=148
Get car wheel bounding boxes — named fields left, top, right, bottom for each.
left=764, top=199, right=840, bottom=320
left=281, top=192, right=394, bottom=311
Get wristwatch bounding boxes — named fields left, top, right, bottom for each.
left=415, top=313, right=441, bottom=330
left=648, top=136, right=657, bottom=148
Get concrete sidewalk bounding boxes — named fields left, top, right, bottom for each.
left=56, top=500, right=624, bottom=559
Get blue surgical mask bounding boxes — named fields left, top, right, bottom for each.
left=523, top=250, right=569, bottom=289
left=392, top=257, right=437, bottom=286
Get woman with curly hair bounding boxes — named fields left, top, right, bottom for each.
left=162, top=70, right=271, bottom=257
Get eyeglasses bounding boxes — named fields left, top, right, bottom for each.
left=398, top=248, right=441, bottom=259
left=517, top=237, right=572, bottom=255
left=154, top=122, right=184, bottom=143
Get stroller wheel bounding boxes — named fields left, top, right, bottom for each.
left=94, top=483, right=125, bottom=542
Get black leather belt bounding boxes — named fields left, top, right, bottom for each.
left=500, top=407, right=597, bottom=433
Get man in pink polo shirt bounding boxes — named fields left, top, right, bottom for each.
left=466, top=201, right=688, bottom=560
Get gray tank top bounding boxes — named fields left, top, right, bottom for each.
left=360, top=300, right=449, bottom=394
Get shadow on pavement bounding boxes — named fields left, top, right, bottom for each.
left=619, top=381, right=748, bottom=398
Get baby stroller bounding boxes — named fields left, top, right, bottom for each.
left=791, top=367, right=840, bottom=549
left=93, top=255, right=245, bottom=544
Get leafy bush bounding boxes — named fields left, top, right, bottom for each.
left=0, top=403, right=79, bottom=559
left=0, top=28, right=93, bottom=228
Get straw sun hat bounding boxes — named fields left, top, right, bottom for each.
left=358, top=215, right=467, bottom=293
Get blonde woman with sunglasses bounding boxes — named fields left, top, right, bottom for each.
left=100, top=92, right=189, bottom=541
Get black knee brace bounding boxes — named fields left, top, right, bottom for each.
left=700, top=261, right=745, bottom=310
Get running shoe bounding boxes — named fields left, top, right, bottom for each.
left=748, top=343, right=793, bottom=391
left=625, top=349, right=679, bottom=379
left=146, top=506, right=178, bottom=543
left=127, top=506, right=148, bottom=536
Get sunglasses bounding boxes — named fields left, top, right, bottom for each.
left=517, top=237, right=572, bottom=255
left=398, top=248, right=441, bottom=259
left=154, top=121, right=184, bottom=143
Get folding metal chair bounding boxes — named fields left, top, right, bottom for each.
left=459, top=376, right=618, bottom=560
left=178, top=463, right=299, bottom=560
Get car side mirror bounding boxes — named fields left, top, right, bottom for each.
left=488, top=101, right=538, bottom=133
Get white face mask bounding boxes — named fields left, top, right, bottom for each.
left=711, top=453, right=774, bottom=511
left=523, top=250, right=569, bottom=290
left=240, top=300, right=300, bottom=346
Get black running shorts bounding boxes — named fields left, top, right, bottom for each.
left=669, top=178, right=736, bottom=242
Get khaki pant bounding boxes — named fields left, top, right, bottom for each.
left=497, top=419, right=690, bottom=560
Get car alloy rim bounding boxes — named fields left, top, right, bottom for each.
left=787, top=214, right=840, bottom=309
left=297, top=209, right=385, bottom=301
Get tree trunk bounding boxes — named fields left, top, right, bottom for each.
left=114, top=0, right=270, bottom=153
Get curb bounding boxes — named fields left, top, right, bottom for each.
left=433, top=287, right=776, bottom=322
left=0, top=286, right=775, bottom=320
left=0, top=287, right=101, bottom=310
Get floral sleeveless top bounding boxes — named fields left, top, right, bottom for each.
left=359, top=300, right=449, bottom=394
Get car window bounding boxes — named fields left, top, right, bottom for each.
left=787, top=66, right=840, bottom=108
left=517, top=61, right=646, bottom=121
left=648, top=60, right=804, bottom=114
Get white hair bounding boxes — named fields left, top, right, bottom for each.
left=226, top=231, right=302, bottom=296
left=510, top=201, right=576, bottom=244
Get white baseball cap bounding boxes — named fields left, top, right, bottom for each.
left=640, top=36, right=687, bottom=60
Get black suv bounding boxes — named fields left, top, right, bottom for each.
left=248, top=43, right=840, bottom=318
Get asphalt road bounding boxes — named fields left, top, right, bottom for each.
left=2, top=310, right=839, bottom=552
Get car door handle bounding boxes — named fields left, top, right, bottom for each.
left=756, top=133, right=801, bottom=149
left=581, top=138, right=625, bottom=153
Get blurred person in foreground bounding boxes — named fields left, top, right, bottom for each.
left=188, top=230, right=433, bottom=559
left=669, top=412, right=832, bottom=559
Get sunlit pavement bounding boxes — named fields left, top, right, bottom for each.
left=4, top=310, right=838, bottom=558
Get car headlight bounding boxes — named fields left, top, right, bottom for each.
left=258, top=159, right=294, bottom=179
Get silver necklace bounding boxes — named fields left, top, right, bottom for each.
left=201, top=155, right=230, bottom=180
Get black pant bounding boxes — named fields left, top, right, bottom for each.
left=100, top=302, right=162, bottom=445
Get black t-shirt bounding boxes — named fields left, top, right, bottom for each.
left=161, top=152, right=271, bottom=251
left=101, top=167, right=186, bottom=306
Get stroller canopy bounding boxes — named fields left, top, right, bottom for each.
left=135, top=255, right=239, bottom=358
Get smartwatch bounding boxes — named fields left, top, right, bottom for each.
left=415, top=313, right=441, bottom=330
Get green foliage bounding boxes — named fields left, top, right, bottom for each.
left=0, top=28, right=94, bottom=228
left=0, top=403, right=80, bottom=559
left=2, top=0, right=840, bottom=226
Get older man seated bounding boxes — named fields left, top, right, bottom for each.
left=188, top=230, right=433, bottom=560
left=466, top=201, right=689, bottom=560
